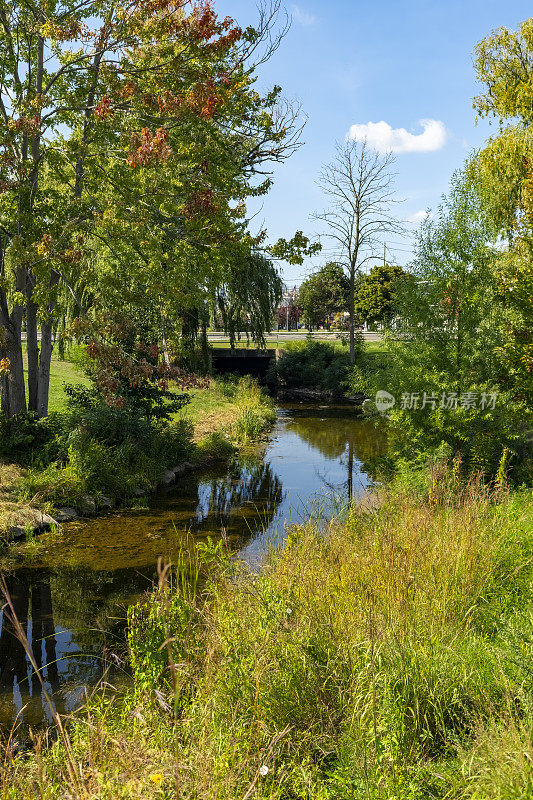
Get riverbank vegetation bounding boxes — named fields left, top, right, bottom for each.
left=2, top=467, right=532, bottom=799
left=0, top=370, right=276, bottom=537
left=1, top=5, right=533, bottom=798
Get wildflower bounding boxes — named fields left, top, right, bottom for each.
left=149, top=773, right=164, bottom=784
left=286, top=607, right=293, bottom=615
left=259, top=765, right=269, bottom=777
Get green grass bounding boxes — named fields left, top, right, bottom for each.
left=3, top=469, right=532, bottom=799
left=22, top=348, right=91, bottom=413
left=181, top=377, right=276, bottom=444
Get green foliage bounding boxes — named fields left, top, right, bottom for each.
left=11, top=393, right=194, bottom=506
left=354, top=263, right=407, bottom=325
left=194, top=431, right=236, bottom=463
left=343, top=347, right=393, bottom=397
left=379, top=167, right=533, bottom=480
left=8, top=474, right=533, bottom=798
left=215, top=253, right=283, bottom=349
left=128, top=560, right=205, bottom=707
left=231, top=378, right=277, bottom=444
left=298, top=263, right=349, bottom=329
left=473, top=18, right=533, bottom=124
left=473, top=20, right=533, bottom=404
left=268, top=231, right=322, bottom=265
left=0, top=412, right=55, bottom=464
left=269, top=338, right=364, bottom=394
left=387, top=388, right=533, bottom=483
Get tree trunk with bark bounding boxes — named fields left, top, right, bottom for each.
left=26, top=293, right=39, bottom=412
left=349, top=264, right=356, bottom=365
left=37, top=318, right=54, bottom=418
left=0, top=322, right=27, bottom=417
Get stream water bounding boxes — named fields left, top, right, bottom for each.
left=0, top=405, right=385, bottom=734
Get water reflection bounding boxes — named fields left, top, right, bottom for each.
left=0, top=572, right=60, bottom=726
left=0, top=568, right=153, bottom=731
left=0, top=406, right=383, bottom=732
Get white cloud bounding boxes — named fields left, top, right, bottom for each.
left=347, top=119, right=447, bottom=154
left=292, top=5, right=316, bottom=26
left=406, top=210, right=430, bottom=224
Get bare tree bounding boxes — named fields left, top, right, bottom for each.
left=314, top=139, right=403, bottom=363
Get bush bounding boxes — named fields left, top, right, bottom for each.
left=232, top=377, right=277, bottom=444
left=0, top=412, right=61, bottom=466
left=385, top=386, right=533, bottom=483
left=268, top=338, right=364, bottom=394
left=15, top=401, right=194, bottom=506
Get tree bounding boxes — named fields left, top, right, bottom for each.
left=314, top=140, right=402, bottom=363
left=473, top=18, right=533, bottom=403
left=354, top=264, right=406, bottom=327
left=0, top=0, right=312, bottom=417
left=298, top=262, right=349, bottom=330
left=383, top=167, right=533, bottom=478
left=215, top=252, right=283, bottom=349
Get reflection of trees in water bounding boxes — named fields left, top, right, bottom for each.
left=0, top=464, right=283, bottom=733
left=192, top=460, right=283, bottom=543
left=0, top=568, right=152, bottom=733
left=285, top=413, right=387, bottom=501
left=0, top=571, right=60, bottom=728
left=285, top=413, right=387, bottom=463
left=50, top=568, right=152, bottom=652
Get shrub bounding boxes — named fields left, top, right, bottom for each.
left=16, top=404, right=194, bottom=505
left=268, top=338, right=364, bottom=394
left=385, top=386, right=533, bottom=483
left=0, top=412, right=61, bottom=466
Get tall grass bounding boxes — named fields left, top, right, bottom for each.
left=3, top=472, right=532, bottom=799
left=232, top=378, right=277, bottom=444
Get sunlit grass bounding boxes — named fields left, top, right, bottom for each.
left=3, top=471, right=532, bottom=799
left=22, top=348, right=91, bottom=413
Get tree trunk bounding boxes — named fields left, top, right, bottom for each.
left=36, top=271, right=59, bottom=418
left=160, top=306, right=171, bottom=367
left=349, top=265, right=356, bottom=365
left=0, top=323, right=26, bottom=417
left=37, top=318, right=54, bottom=418
left=26, top=295, right=39, bottom=412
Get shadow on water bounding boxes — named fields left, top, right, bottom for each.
left=0, top=404, right=385, bottom=733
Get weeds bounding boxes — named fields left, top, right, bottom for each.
left=232, top=378, right=277, bottom=444
left=2, top=475, right=532, bottom=798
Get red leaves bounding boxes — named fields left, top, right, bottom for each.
left=11, top=116, right=41, bottom=136
left=94, top=96, right=113, bottom=119
left=127, top=127, right=173, bottom=167
left=183, top=189, right=216, bottom=217
left=75, top=316, right=209, bottom=409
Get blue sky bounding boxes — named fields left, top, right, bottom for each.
left=217, top=0, right=532, bottom=286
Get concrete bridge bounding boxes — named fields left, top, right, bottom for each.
left=210, top=348, right=279, bottom=379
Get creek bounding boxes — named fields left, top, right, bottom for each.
left=0, top=405, right=385, bottom=733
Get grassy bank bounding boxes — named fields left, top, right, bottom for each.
left=0, top=362, right=277, bottom=536
left=3, top=471, right=532, bottom=799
